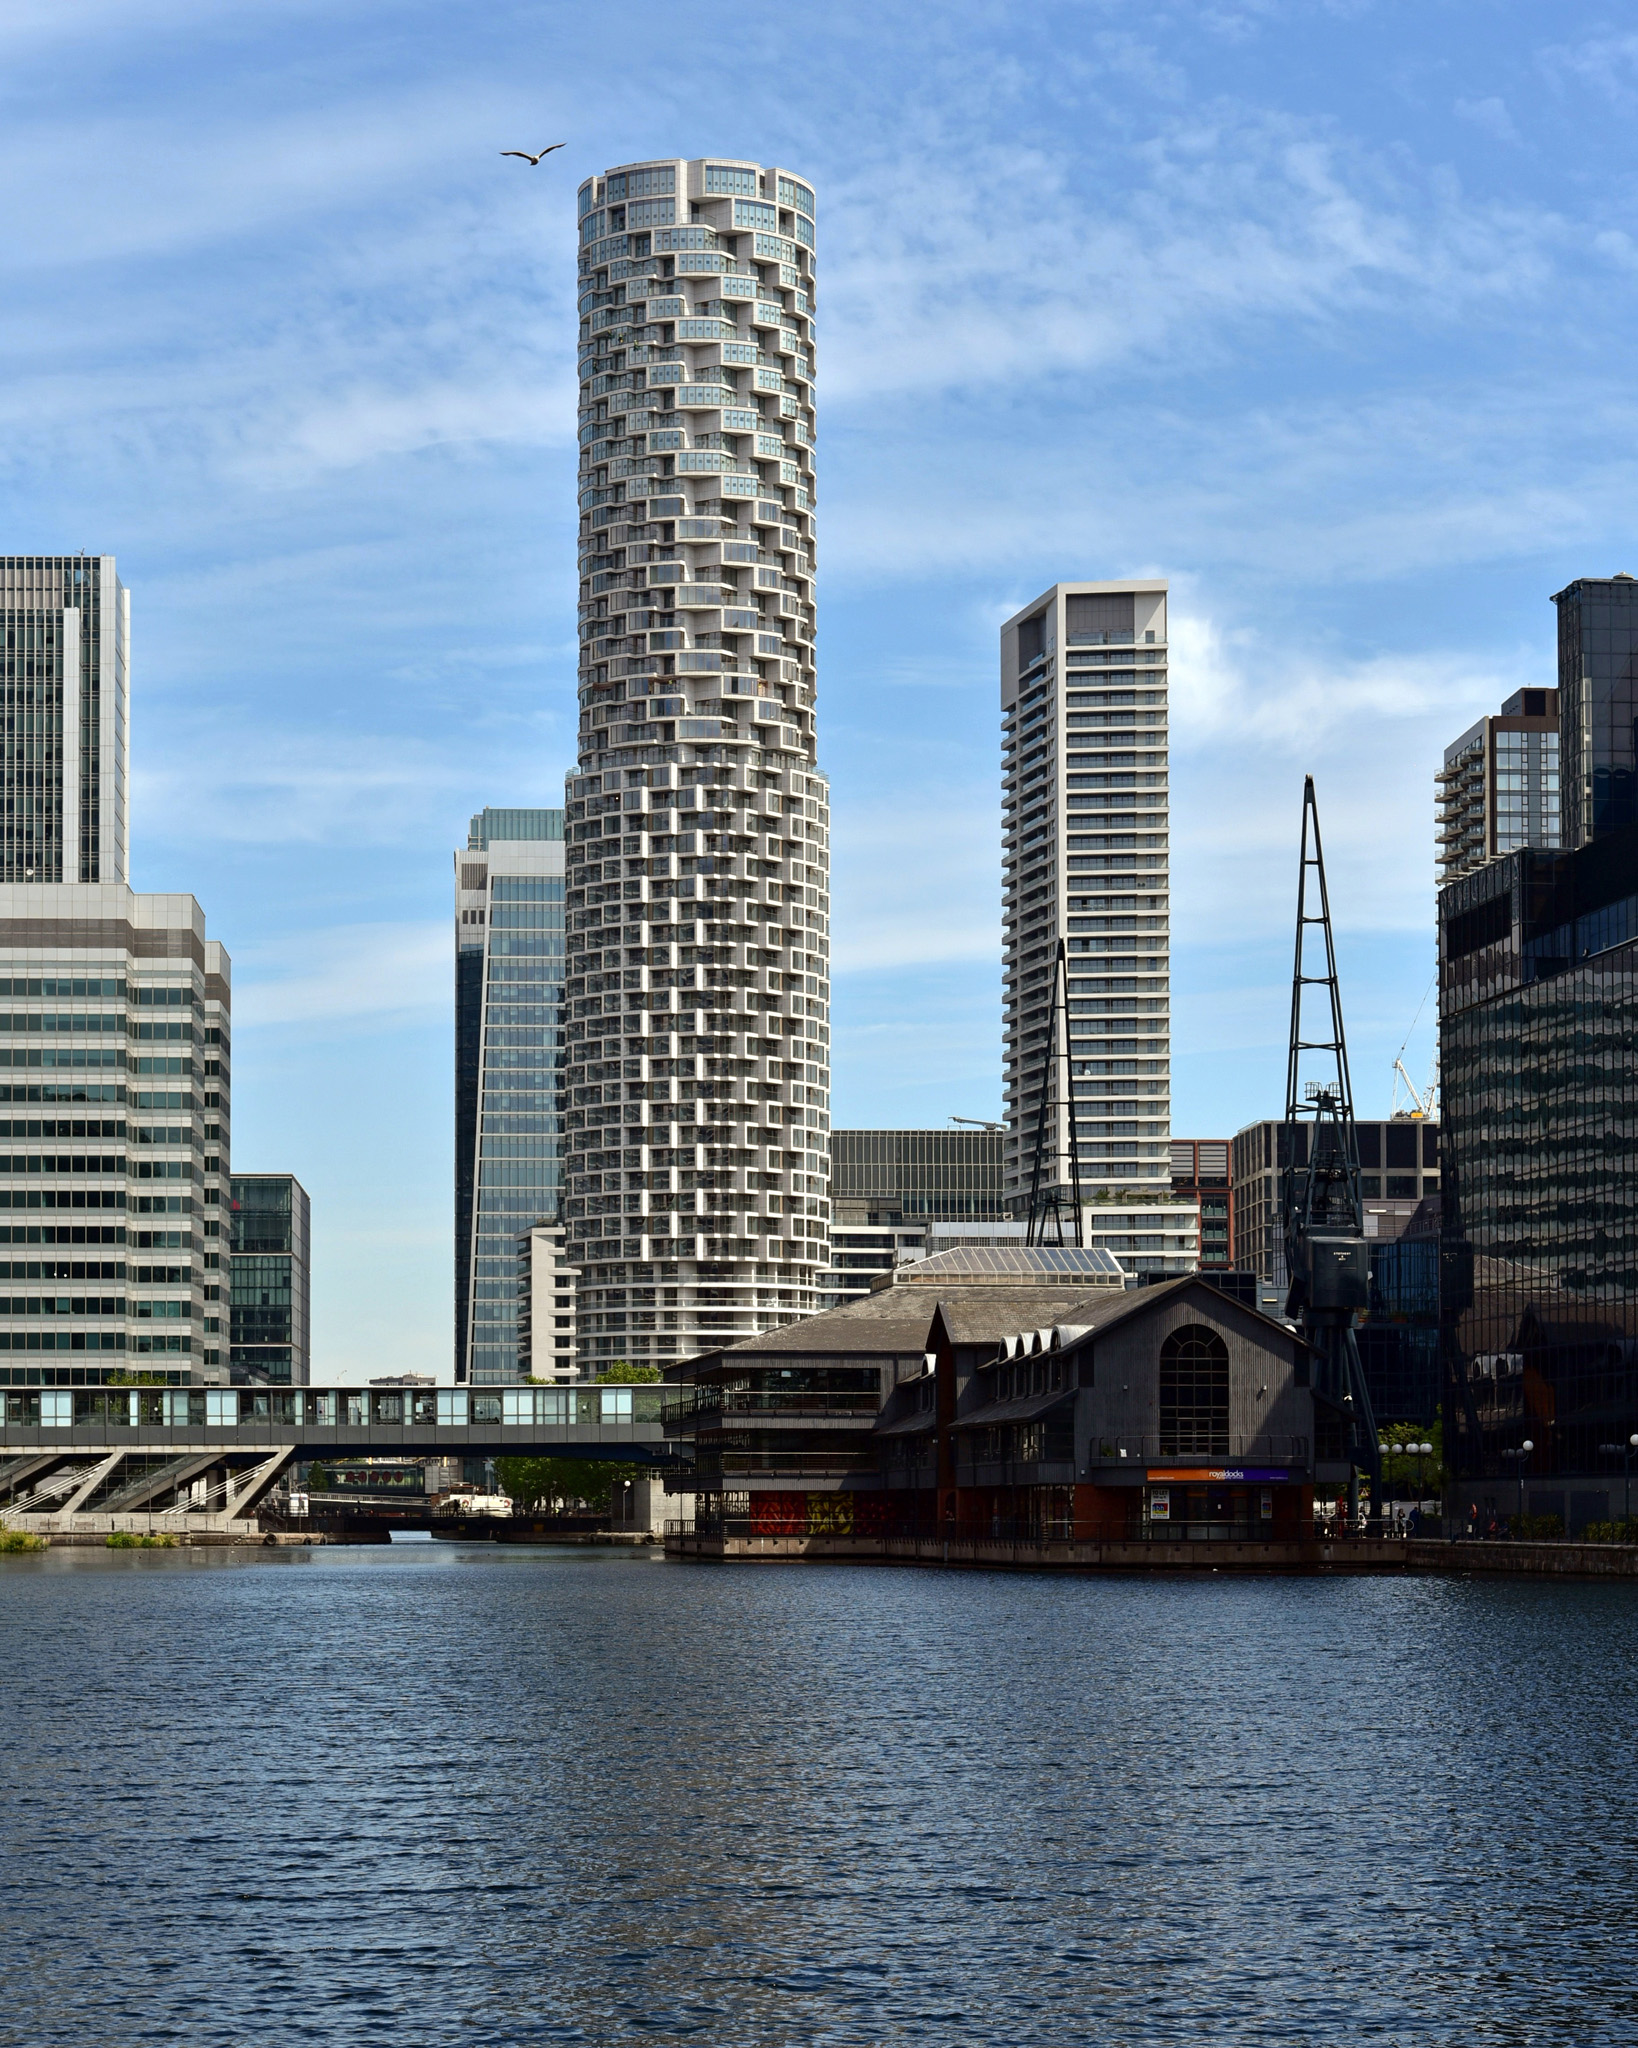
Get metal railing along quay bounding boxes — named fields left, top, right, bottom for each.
left=1083, top=1434, right=1311, bottom=1469
left=662, top=1388, right=882, bottom=1427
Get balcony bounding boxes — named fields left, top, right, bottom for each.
left=664, top=1388, right=881, bottom=1430
left=1084, top=1433, right=1310, bottom=1469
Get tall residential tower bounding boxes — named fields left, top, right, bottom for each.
left=1000, top=581, right=1171, bottom=1216
left=563, top=155, right=829, bottom=1372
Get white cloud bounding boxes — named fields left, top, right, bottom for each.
left=830, top=796, right=1000, bottom=972
left=1455, top=96, right=1520, bottom=144
left=819, top=104, right=1562, bottom=408
left=132, top=735, right=479, bottom=848
left=1168, top=606, right=1535, bottom=947
left=233, top=921, right=447, bottom=1027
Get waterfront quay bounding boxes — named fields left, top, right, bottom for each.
left=665, top=1527, right=1638, bottom=1581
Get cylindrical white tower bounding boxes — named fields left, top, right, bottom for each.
left=563, top=156, right=830, bottom=1373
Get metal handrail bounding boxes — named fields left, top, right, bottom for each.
left=662, top=1389, right=880, bottom=1424
left=1084, top=1434, right=1309, bottom=1465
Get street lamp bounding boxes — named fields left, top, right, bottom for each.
left=1500, top=1439, right=1534, bottom=1529
left=1597, top=1434, right=1638, bottom=1524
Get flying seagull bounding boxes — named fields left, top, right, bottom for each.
left=501, top=144, right=566, bottom=165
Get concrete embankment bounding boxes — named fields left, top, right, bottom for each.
left=665, top=1532, right=1638, bottom=1579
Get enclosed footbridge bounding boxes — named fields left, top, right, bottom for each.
left=0, top=1382, right=676, bottom=1537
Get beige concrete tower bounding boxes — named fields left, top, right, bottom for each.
left=563, top=157, right=829, bottom=1371
left=1000, top=581, right=1173, bottom=1217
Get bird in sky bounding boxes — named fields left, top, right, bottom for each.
left=501, top=144, right=566, bottom=165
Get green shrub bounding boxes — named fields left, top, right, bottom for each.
left=0, top=1525, right=47, bottom=1554
left=1580, top=1519, right=1638, bottom=1545
left=106, top=1531, right=176, bottom=1549
left=1509, top=1513, right=1565, bottom=1541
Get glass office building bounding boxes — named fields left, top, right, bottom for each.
left=829, top=1128, right=1005, bottom=1224
left=454, top=809, right=566, bottom=1384
left=1438, top=817, right=1638, bottom=1527
left=0, top=555, right=129, bottom=885
left=229, top=1173, right=310, bottom=1385
left=0, top=560, right=232, bottom=1392
left=1555, top=574, right=1638, bottom=850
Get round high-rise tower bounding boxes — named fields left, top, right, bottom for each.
left=563, top=156, right=830, bottom=1372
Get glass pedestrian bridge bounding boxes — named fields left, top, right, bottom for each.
left=0, top=1382, right=674, bottom=1457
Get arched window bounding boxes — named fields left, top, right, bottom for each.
left=1159, top=1325, right=1230, bottom=1457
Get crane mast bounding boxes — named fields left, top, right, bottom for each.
left=1281, top=776, right=1381, bottom=1517
left=1024, top=940, right=1085, bottom=1248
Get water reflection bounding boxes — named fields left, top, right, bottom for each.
left=1, top=1551, right=1635, bottom=2045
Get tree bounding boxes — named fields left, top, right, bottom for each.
left=595, top=1362, right=662, bottom=1383
left=494, top=1455, right=634, bottom=1514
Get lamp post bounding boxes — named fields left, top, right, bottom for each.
left=1500, top=1439, right=1534, bottom=1530
left=1597, top=1434, right=1638, bottom=1524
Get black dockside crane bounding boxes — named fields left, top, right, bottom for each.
left=1025, top=939, right=1085, bottom=1248
left=1281, top=776, right=1381, bottom=1522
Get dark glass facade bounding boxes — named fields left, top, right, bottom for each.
left=830, top=1129, right=1006, bottom=1223
left=454, top=810, right=566, bottom=1384
left=1439, top=820, right=1638, bottom=1528
left=1555, top=575, right=1638, bottom=850
left=229, top=1174, right=311, bottom=1385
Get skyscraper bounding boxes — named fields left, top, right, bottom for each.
left=1435, top=688, right=1560, bottom=884
left=454, top=808, right=567, bottom=1384
left=0, top=557, right=228, bottom=1392
left=1554, top=573, right=1638, bottom=849
left=562, top=156, right=829, bottom=1372
left=0, top=554, right=128, bottom=883
left=1000, top=581, right=1171, bottom=1215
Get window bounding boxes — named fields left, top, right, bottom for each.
left=705, top=165, right=758, bottom=196
left=1159, top=1324, right=1229, bottom=1456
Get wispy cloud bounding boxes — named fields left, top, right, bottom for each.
left=233, top=921, right=447, bottom=1027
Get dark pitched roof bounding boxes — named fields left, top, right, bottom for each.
left=970, top=1273, right=1304, bottom=1358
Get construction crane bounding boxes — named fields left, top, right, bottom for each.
left=949, top=1116, right=1004, bottom=1132
left=1391, top=1058, right=1437, bottom=1122
left=1390, top=970, right=1438, bottom=1120
left=1280, top=776, right=1381, bottom=1521
left=1024, top=939, right=1084, bottom=1247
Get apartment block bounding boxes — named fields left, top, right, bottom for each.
left=1169, top=1139, right=1232, bottom=1270
left=564, top=156, right=829, bottom=1371
left=517, top=1220, right=579, bottom=1381
left=1000, top=581, right=1170, bottom=1213
left=1436, top=688, right=1560, bottom=884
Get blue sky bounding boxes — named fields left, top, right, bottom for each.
left=3, top=0, right=1634, bottom=1376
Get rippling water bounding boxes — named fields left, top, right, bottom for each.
left=2, top=1544, right=1636, bottom=2046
